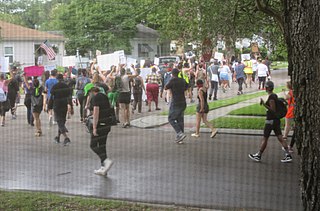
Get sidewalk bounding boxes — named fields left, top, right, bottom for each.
left=131, top=69, right=291, bottom=136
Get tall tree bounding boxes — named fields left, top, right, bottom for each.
left=256, top=0, right=320, bottom=209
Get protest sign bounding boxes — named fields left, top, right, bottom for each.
left=0, top=57, right=9, bottom=73
left=97, top=53, right=120, bottom=70
left=62, top=56, right=76, bottom=67
left=126, top=57, right=137, bottom=67
left=241, top=54, right=251, bottom=61
left=24, top=66, right=45, bottom=77
left=214, top=52, right=224, bottom=61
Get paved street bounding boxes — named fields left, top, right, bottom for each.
left=0, top=69, right=302, bottom=210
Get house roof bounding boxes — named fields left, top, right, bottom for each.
left=135, top=24, right=159, bottom=39
left=0, top=20, right=65, bottom=41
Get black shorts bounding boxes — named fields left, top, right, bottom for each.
left=263, top=119, right=282, bottom=138
left=118, top=92, right=131, bottom=104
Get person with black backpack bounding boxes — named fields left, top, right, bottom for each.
left=76, top=69, right=91, bottom=122
left=248, top=81, right=292, bottom=163
left=131, top=68, right=145, bottom=114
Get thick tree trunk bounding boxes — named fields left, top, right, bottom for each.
left=283, top=1, right=320, bottom=210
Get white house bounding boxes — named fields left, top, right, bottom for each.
left=0, top=20, right=66, bottom=69
left=129, top=24, right=170, bottom=60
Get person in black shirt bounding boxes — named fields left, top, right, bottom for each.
left=90, top=87, right=113, bottom=176
left=7, top=67, right=20, bottom=119
left=50, top=74, right=73, bottom=146
left=165, top=68, right=188, bottom=144
left=249, top=81, right=292, bottom=163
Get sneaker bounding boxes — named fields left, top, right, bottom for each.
left=248, top=153, right=261, bottom=162
left=94, top=166, right=107, bottom=176
left=103, top=159, right=114, bottom=174
left=63, top=137, right=71, bottom=146
left=210, top=129, right=217, bottom=138
left=54, top=136, right=60, bottom=144
left=191, top=133, right=200, bottom=138
left=53, top=121, right=57, bottom=125
left=176, top=133, right=186, bottom=144
left=12, top=114, right=17, bottom=120
left=281, top=154, right=292, bottom=163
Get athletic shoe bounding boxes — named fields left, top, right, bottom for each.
left=94, top=166, right=107, bottom=176
left=176, top=133, right=186, bottom=144
left=248, top=153, right=261, bottom=162
left=103, top=159, right=114, bottom=174
left=12, top=114, right=17, bottom=120
left=281, top=154, right=292, bottom=163
left=210, top=129, right=217, bottom=138
left=191, top=133, right=200, bottom=138
left=52, top=121, right=57, bottom=125
left=54, top=136, right=60, bottom=144
left=63, top=137, right=71, bottom=146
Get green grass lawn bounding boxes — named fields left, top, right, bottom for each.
left=208, top=117, right=285, bottom=130
left=271, top=61, right=288, bottom=70
left=0, top=190, right=198, bottom=211
left=228, top=103, right=266, bottom=116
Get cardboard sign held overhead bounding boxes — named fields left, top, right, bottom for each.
left=63, top=56, right=76, bottom=67
left=24, top=66, right=45, bottom=77
left=241, top=54, right=251, bottom=61
left=0, top=57, right=9, bottom=73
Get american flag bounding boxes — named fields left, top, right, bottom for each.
left=40, top=40, right=56, bottom=60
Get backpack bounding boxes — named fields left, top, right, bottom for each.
left=0, top=87, right=7, bottom=102
left=77, top=77, right=89, bottom=95
left=133, top=77, right=142, bottom=90
left=114, top=76, right=123, bottom=91
left=275, top=98, right=288, bottom=119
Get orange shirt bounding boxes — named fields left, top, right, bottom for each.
left=285, top=90, right=295, bottom=119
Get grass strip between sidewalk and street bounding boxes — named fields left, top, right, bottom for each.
left=0, top=190, right=199, bottom=211
left=181, top=86, right=285, bottom=115
left=208, top=117, right=285, bottom=130
left=228, top=103, right=266, bottom=116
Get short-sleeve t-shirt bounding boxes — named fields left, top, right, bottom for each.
left=165, top=77, right=188, bottom=104
left=120, top=75, right=131, bottom=93
left=266, top=93, right=278, bottom=120
left=91, top=92, right=110, bottom=124
left=45, top=78, right=58, bottom=99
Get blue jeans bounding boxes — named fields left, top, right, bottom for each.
left=168, top=102, right=186, bottom=135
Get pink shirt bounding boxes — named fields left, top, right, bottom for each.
left=0, top=80, right=8, bottom=93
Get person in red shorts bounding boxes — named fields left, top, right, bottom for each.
left=145, top=67, right=162, bottom=112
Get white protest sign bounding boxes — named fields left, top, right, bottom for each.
left=139, top=68, right=152, bottom=101
left=140, top=60, right=145, bottom=68
left=44, top=65, right=57, bottom=72
left=154, top=57, right=160, bottom=66
left=97, top=53, right=120, bottom=70
left=126, top=57, right=137, bottom=68
left=114, top=50, right=126, bottom=64
left=214, top=52, right=224, bottom=61
left=241, top=54, right=251, bottom=61
left=62, top=56, right=76, bottom=67
left=0, top=57, right=9, bottom=73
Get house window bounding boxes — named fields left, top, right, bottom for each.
left=138, top=43, right=153, bottom=58
left=4, top=46, right=14, bottom=64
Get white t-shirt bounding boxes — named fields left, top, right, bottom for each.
left=257, top=63, right=268, bottom=77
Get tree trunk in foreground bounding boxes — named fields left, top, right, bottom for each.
left=283, top=1, right=320, bottom=210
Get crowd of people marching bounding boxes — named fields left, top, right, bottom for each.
left=0, top=54, right=294, bottom=175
